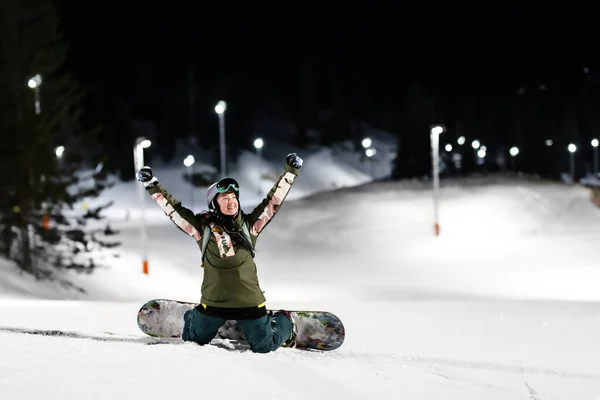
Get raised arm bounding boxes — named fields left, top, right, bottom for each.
left=137, top=166, right=204, bottom=242
left=246, top=153, right=302, bottom=237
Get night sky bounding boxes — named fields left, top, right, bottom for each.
left=56, top=4, right=594, bottom=87
left=53, top=2, right=599, bottom=171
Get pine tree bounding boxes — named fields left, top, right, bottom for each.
left=0, top=0, right=119, bottom=282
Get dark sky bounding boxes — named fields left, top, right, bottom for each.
left=55, top=2, right=596, bottom=117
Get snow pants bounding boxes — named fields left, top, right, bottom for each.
left=182, top=307, right=292, bottom=353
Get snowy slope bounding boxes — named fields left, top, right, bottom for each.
left=1, top=143, right=600, bottom=399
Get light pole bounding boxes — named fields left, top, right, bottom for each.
left=42, top=145, right=66, bottom=231
left=568, top=143, right=576, bottom=182
left=55, top=146, right=65, bottom=158
left=509, top=146, right=519, bottom=171
left=477, top=147, right=486, bottom=160
left=365, top=148, right=376, bottom=177
left=253, top=138, right=264, bottom=194
left=134, top=136, right=152, bottom=274
left=361, top=137, right=372, bottom=176
left=430, top=125, right=444, bottom=236
left=27, top=74, right=42, bottom=114
left=184, top=155, right=195, bottom=208
left=253, top=137, right=264, bottom=159
left=592, top=139, right=599, bottom=177
left=215, top=101, right=227, bottom=176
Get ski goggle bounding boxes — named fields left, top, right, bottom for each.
left=215, top=177, right=240, bottom=193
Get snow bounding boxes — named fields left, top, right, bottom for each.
left=1, top=140, right=600, bottom=399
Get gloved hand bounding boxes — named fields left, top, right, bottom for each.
left=137, top=166, right=153, bottom=182
left=286, top=153, right=303, bottom=169
left=137, top=166, right=158, bottom=188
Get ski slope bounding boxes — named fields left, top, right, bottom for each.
left=1, top=145, right=600, bottom=399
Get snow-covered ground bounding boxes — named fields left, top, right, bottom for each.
left=1, top=143, right=600, bottom=399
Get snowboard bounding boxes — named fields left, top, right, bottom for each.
left=137, top=299, right=345, bottom=351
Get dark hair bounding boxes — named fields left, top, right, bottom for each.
left=201, top=211, right=254, bottom=254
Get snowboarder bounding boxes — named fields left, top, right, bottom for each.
left=136, top=153, right=303, bottom=353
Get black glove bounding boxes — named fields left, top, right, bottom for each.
left=286, top=153, right=303, bottom=169
left=137, top=166, right=153, bottom=182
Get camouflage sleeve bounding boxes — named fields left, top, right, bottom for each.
left=246, top=163, right=299, bottom=237
left=145, top=180, right=203, bottom=242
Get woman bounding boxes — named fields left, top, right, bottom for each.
left=137, top=153, right=303, bottom=352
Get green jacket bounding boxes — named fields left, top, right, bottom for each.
left=145, top=163, right=300, bottom=308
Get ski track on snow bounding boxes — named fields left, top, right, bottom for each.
left=2, top=324, right=597, bottom=388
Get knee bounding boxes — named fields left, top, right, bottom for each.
left=249, top=337, right=276, bottom=354
left=182, top=309, right=211, bottom=345
left=242, top=316, right=277, bottom=353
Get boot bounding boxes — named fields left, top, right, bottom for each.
left=274, top=310, right=297, bottom=348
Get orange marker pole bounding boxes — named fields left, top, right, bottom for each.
left=430, top=125, right=443, bottom=237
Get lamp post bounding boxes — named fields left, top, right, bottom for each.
left=254, top=138, right=264, bottom=159
left=184, top=155, right=195, bottom=208
left=509, top=146, right=519, bottom=171
left=55, top=146, right=65, bottom=158
left=430, top=125, right=444, bottom=236
left=365, top=148, right=376, bottom=177
left=27, top=74, right=42, bottom=114
left=253, top=138, right=265, bottom=194
left=361, top=137, right=372, bottom=177
left=592, top=139, right=599, bottom=177
left=134, top=136, right=151, bottom=274
left=477, top=147, right=486, bottom=160
left=568, top=143, right=577, bottom=182
left=215, top=101, right=227, bottom=176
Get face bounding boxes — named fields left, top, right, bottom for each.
left=216, top=190, right=238, bottom=216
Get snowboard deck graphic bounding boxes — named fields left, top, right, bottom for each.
left=137, top=299, right=345, bottom=351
